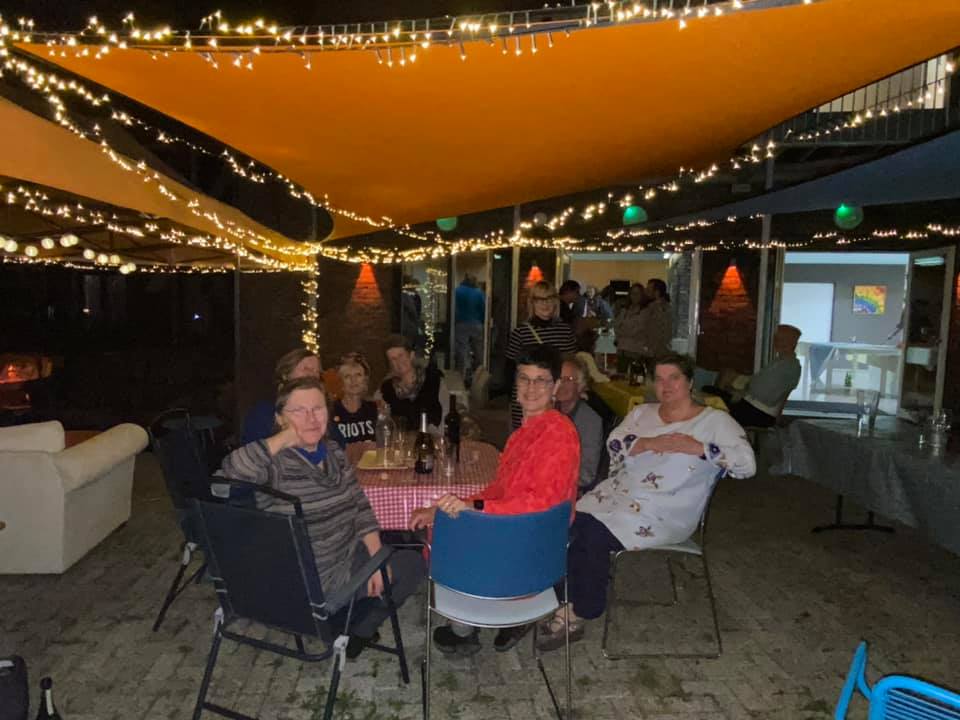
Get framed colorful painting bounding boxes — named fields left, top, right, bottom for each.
left=852, top=285, right=887, bottom=315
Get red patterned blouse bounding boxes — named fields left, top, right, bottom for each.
left=472, top=409, right=580, bottom=515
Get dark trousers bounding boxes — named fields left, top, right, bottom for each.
left=343, top=543, right=425, bottom=638
left=729, top=399, right=776, bottom=428
left=564, top=513, right=625, bottom=620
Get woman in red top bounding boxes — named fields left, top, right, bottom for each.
left=410, top=344, right=580, bottom=654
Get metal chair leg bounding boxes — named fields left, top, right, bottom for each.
left=700, top=551, right=722, bottom=658
left=192, top=618, right=224, bottom=720
left=422, top=602, right=432, bottom=720
left=323, top=652, right=342, bottom=720
left=600, top=550, right=624, bottom=659
left=382, top=568, right=410, bottom=685
left=153, top=542, right=200, bottom=632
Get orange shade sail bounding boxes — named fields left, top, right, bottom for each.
left=19, top=0, right=960, bottom=243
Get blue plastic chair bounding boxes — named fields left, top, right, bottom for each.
left=835, top=641, right=960, bottom=719
left=424, top=502, right=572, bottom=720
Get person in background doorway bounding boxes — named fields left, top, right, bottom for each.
left=558, top=280, right=587, bottom=327
left=454, top=273, right=485, bottom=388
left=332, top=352, right=378, bottom=444
left=583, top=286, right=613, bottom=322
left=613, top=283, right=649, bottom=373
left=574, top=329, right=611, bottom=386
left=641, top=279, right=674, bottom=364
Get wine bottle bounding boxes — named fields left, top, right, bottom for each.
left=414, top=412, right=435, bottom=475
left=36, top=677, right=62, bottom=720
left=444, top=393, right=461, bottom=462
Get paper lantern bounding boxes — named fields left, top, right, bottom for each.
left=532, top=212, right=548, bottom=227
left=834, top=204, right=864, bottom=230
left=623, top=205, right=648, bottom=226
left=436, top=216, right=458, bottom=232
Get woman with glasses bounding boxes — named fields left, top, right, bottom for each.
left=505, top=281, right=577, bottom=431
left=555, top=355, right=605, bottom=492
left=409, top=344, right=580, bottom=655
left=220, top=376, right=424, bottom=657
left=332, top=353, right=378, bottom=445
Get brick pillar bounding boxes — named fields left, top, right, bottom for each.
left=315, top=258, right=397, bottom=385
left=696, top=250, right=760, bottom=373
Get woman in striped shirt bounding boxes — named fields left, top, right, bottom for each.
left=505, top=281, right=577, bottom=430
left=219, top=377, right=423, bottom=655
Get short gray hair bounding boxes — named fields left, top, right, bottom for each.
left=561, top=353, right=589, bottom=398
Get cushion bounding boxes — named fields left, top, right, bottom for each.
left=0, top=420, right=65, bottom=453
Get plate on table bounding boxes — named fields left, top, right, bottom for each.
left=356, top=449, right=413, bottom=471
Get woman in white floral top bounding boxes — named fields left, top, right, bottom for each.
left=537, top=353, right=755, bottom=651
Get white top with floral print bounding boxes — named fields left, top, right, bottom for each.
left=576, top=403, right=755, bottom=550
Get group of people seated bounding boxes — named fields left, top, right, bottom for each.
left=218, top=327, right=758, bottom=659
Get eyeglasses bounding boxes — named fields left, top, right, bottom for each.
left=516, top=374, right=554, bottom=389
left=532, top=295, right=557, bottom=304
left=558, top=375, right=579, bottom=384
left=284, top=406, right=327, bottom=418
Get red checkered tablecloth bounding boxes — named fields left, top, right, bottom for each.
left=347, top=439, right=500, bottom=530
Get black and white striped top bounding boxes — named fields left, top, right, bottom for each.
left=506, top=317, right=577, bottom=429
left=219, top=439, right=380, bottom=596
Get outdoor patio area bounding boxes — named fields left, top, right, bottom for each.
left=3, top=446, right=958, bottom=720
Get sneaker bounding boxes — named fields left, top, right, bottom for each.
left=433, top=625, right=481, bottom=656
left=493, top=624, right=532, bottom=652
left=346, top=631, right=380, bottom=660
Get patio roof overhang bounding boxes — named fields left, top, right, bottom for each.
left=0, top=96, right=311, bottom=270
left=15, top=0, right=960, bottom=248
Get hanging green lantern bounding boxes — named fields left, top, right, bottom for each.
left=834, top=204, right=864, bottom=230
left=436, top=216, right=458, bottom=232
left=622, top=205, right=648, bottom=226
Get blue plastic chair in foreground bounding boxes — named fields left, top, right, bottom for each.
left=424, top=502, right=572, bottom=720
left=835, top=641, right=960, bottom=720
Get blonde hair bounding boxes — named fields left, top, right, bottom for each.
left=526, top=280, right=559, bottom=319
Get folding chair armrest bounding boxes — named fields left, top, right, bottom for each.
left=208, top=477, right=305, bottom=515
left=325, top=546, right=396, bottom=614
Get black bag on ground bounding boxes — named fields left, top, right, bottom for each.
left=0, top=655, right=29, bottom=720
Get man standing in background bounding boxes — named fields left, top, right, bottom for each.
left=454, top=273, right=485, bottom=388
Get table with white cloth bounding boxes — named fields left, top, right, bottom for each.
left=347, top=439, right=500, bottom=530
left=777, top=417, right=960, bottom=554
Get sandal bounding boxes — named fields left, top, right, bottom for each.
left=536, top=608, right=585, bottom=652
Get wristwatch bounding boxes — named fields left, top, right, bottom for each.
left=472, top=499, right=485, bottom=511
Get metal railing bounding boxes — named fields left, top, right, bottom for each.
left=768, top=50, right=957, bottom=146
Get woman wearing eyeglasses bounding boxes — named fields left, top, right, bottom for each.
left=505, top=281, right=578, bottom=431
left=220, top=376, right=424, bottom=658
left=409, top=344, right=580, bottom=655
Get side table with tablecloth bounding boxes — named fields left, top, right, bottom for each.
left=777, top=417, right=960, bottom=555
left=347, top=439, right=500, bottom=530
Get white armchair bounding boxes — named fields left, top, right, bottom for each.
left=0, top=420, right=148, bottom=574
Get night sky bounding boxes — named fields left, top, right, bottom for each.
left=3, top=0, right=549, bottom=29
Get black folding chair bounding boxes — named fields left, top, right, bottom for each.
left=149, top=409, right=212, bottom=632
left=191, top=480, right=409, bottom=720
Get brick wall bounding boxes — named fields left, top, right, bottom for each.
left=315, top=257, right=397, bottom=385
left=696, top=250, right=760, bottom=373
left=236, top=271, right=304, bottom=431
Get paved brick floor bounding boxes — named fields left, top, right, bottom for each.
left=3, top=450, right=959, bottom=719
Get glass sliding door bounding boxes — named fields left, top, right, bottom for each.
left=898, top=246, right=956, bottom=419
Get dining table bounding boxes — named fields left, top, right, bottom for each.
left=347, top=438, right=500, bottom=530
left=777, top=416, right=960, bottom=554
left=593, top=379, right=729, bottom=418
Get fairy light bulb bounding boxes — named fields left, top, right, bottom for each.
left=25, top=245, right=39, bottom=257
left=3, top=239, right=17, bottom=253
left=40, top=236, right=56, bottom=249
left=82, top=248, right=95, bottom=260
left=96, top=253, right=109, bottom=264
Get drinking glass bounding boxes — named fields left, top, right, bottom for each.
left=855, top=389, right=880, bottom=436
left=435, top=436, right=457, bottom=479
left=930, top=409, right=953, bottom=451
